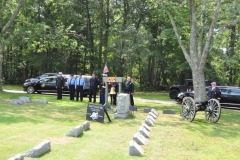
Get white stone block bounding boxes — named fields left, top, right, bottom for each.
left=129, top=140, right=144, bottom=156
left=139, top=126, right=150, bottom=138
left=24, top=140, right=51, bottom=158
left=133, top=132, right=148, bottom=145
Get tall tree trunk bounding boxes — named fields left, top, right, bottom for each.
left=0, top=0, right=25, bottom=91
left=165, top=0, right=221, bottom=102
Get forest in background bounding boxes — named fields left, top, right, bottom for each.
left=1, top=0, right=240, bottom=91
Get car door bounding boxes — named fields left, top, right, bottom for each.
left=228, top=88, right=240, bottom=103
left=219, top=88, right=230, bottom=103
left=46, top=77, right=57, bottom=92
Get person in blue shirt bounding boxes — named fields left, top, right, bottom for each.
left=75, top=73, right=86, bottom=102
left=67, top=74, right=76, bottom=100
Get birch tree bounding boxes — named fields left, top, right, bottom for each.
left=165, top=0, right=221, bottom=102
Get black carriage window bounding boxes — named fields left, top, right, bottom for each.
left=230, top=89, right=240, bottom=94
left=220, top=88, right=229, bottom=93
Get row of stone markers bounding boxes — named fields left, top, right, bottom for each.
left=9, top=121, right=90, bottom=160
left=10, top=96, right=48, bottom=105
left=129, top=109, right=159, bottom=156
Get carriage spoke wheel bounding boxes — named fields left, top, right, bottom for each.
left=181, top=97, right=196, bottom=122
left=205, top=99, right=221, bottom=123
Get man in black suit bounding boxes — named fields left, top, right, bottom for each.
left=56, top=72, right=65, bottom=100
left=208, top=81, right=221, bottom=100
left=89, top=73, right=99, bottom=103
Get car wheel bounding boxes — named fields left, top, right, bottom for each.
left=169, top=89, right=179, bottom=99
left=27, top=86, right=35, bottom=94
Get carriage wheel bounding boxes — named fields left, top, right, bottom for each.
left=205, top=99, right=221, bottom=123
left=181, top=97, right=196, bottom=122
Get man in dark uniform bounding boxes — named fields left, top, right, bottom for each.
left=124, top=76, right=134, bottom=106
left=100, top=74, right=107, bottom=105
left=208, top=81, right=221, bottom=100
left=110, top=82, right=119, bottom=105
left=75, top=73, right=85, bottom=102
left=89, top=73, right=99, bottom=103
left=67, top=74, right=76, bottom=100
left=56, top=72, right=65, bottom=100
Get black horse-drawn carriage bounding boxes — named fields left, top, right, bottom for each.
left=180, top=97, right=221, bottom=123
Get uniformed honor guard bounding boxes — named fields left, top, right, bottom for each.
left=208, top=82, right=221, bottom=100
left=124, top=76, right=134, bottom=106
left=67, top=74, right=76, bottom=100
left=89, top=73, right=99, bottom=103
left=75, top=73, right=85, bottom=102
left=110, top=82, right=119, bottom=105
left=100, top=74, right=107, bottom=105
left=56, top=72, right=65, bottom=100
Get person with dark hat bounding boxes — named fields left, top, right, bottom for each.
left=56, top=72, right=65, bottom=100
left=67, top=74, right=76, bottom=100
left=75, top=73, right=85, bottom=102
left=89, top=73, right=99, bottom=103
left=124, top=76, right=134, bottom=106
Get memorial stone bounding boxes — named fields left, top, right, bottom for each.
left=35, top=99, right=48, bottom=104
left=129, top=140, right=144, bottom=156
left=151, top=109, right=159, bottom=117
left=142, top=123, right=151, bottom=131
left=18, top=96, right=31, bottom=103
left=24, top=140, right=51, bottom=158
left=139, top=126, right=150, bottom=138
left=81, top=121, right=90, bottom=131
left=9, top=154, right=24, bottom=160
left=133, top=132, right=148, bottom=145
left=114, top=93, right=130, bottom=119
left=149, top=112, right=157, bottom=119
left=10, top=99, right=23, bottom=105
left=145, top=117, right=154, bottom=126
left=65, top=125, right=83, bottom=137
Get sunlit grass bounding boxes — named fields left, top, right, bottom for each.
left=0, top=91, right=240, bottom=159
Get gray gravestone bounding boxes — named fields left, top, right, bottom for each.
left=151, top=109, right=159, bottom=116
left=35, top=99, right=48, bottom=104
left=149, top=112, right=157, bottom=119
left=9, top=154, right=24, bottom=160
left=142, top=123, right=151, bottom=131
left=114, top=93, right=130, bottom=119
left=24, top=140, right=51, bottom=158
left=18, top=96, right=31, bottom=103
left=139, top=126, right=150, bottom=138
left=81, top=121, right=90, bottom=131
left=10, top=99, right=23, bottom=105
left=65, top=125, right=83, bottom=137
left=133, top=132, right=148, bottom=145
left=144, top=108, right=153, bottom=113
left=129, top=140, right=144, bottom=156
left=145, top=117, right=154, bottom=126
left=147, top=115, right=156, bottom=123
left=162, top=110, right=175, bottom=114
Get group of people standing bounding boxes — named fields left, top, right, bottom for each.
left=55, top=72, right=135, bottom=106
left=56, top=72, right=85, bottom=101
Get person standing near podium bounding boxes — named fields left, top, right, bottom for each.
left=124, top=76, right=134, bottom=106
left=89, top=73, right=99, bottom=103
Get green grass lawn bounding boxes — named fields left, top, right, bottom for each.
left=0, top=90, right=240, bottom=160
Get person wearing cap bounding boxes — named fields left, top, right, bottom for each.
left=124, top=76, right=134, bottom=106
left=67, top=74, right=76, bottom=100
left=56, top=72, right=65, bottom=100
left=208, top=81, right=221, bottom=100
left=100, top=73, right=107, bottom=105
left=75, top=73, right=85, bottom=102
left=89, top=73, right=99, bottom=103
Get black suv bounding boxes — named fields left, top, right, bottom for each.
left=25, top=73, right=58, bottom=83
left=23, top=75, right=92, bottom=96
left=169, top=79, right=212, bottom=99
